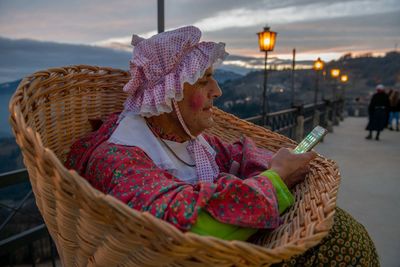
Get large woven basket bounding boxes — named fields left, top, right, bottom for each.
left=9, top=65, right=340, bottom=266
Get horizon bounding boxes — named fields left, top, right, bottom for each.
left=1, top=35, right=398, bottom=84
left=0, top=28, right=395, bottom=63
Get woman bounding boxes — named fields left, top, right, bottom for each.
left=66, top=26, right=379, bottom=266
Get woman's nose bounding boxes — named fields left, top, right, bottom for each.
left=210, top=81, right=222, bottom=99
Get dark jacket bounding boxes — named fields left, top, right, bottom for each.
left=392, top=98, right=400, bottom=112
left=395, top=101, right=400, bottom=112
left=366, top=92, right=390, bottom=131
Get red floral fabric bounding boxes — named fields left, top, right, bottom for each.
left=65, top=113, right=280, bottom=231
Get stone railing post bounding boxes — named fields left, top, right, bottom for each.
left=339, top=99, right=344, bottom=121
left=332, top=101, right=338, bottom=126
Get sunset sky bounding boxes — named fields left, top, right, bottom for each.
left=0, top=0, right=399, bottom=66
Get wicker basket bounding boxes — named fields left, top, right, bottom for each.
left=9, top=65, right=340, bottom=266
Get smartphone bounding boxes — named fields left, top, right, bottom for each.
left=293, top=126, right=328, bottom=154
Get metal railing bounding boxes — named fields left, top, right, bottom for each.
left=0, top=99, right=345, bottom=266
left=245, top=99, right=344, bottom=141
left=0, top=169, right=57, bottom=266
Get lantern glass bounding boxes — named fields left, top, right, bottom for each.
left=257, top=28, right=277, bottom=52
left=313, top=58, right=324, bottom=71
left=331, top=69, right=340, bottom=78
left=340, top=74, right=348, bottom=83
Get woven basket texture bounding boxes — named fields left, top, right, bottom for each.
left=9, top=65, right=340, bottom=267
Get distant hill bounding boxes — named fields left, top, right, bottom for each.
left=214, top=69, right=242, bottom=83
left=0, top=79, right=21, bottom=138
left=0, top=36, right=306, bottom=83
left=332, top=51, right=400, bottom=88
left=0, top=79, right=21, bottom=95
left=0, top=36, right=131, bottom=83
left=215, top=51, right=400, bottom=118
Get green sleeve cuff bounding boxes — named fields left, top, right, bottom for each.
left=190, top=210, right=258, bottom=241
left=261, top=170, right=295, bottom=214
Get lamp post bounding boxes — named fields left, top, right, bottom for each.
left=157, top=0, right=164, bottom=33
left=257, top=26, right=277, bottom=126
left=312, top=57, right=324, bottom=127
left=340, top=74, right=348, bottom=98
left=291, top=48, right=296, bottom=106
left=330, top=68, right=341, bottom=125
left=313, top=57, right=324, bottom=108
left=339, top=74, right=349, bottom=120
left=330, top=68, right=340, bottom=100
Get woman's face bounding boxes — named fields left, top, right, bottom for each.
left=178, top=67, right=222, bottom=136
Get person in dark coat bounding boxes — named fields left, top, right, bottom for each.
left=366, top=84, right=390, bottom=140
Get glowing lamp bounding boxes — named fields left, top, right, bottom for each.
left=340, top=74, right=348, bottom=83
left=331, top=69, right=340, bottom=78
left=313, top=57, right=324, bottom=71
left=257, top=27, right=277, bottom=52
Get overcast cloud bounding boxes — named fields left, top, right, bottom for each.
left=0, top=0, right=399, bottom=62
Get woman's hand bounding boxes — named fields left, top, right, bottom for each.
left=269, top=148, right=317, bottom=189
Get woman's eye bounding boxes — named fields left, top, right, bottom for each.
left=198, top=81, right=208, bottom=86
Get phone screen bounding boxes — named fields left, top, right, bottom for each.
left=293, top=126, right=328, bottom=154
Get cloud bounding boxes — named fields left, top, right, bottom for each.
left=165, top=0, right=350, bottom=25
left=93, top=0, right=399, bottom=59
left=174, top=0, right=400, bottom=32
left=201, top=10, right=400, bottom=59
left=0, top=0, right=399, bottom=61
left=0, top=0, right=157, bottom=43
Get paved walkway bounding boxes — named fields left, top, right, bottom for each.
left=315, top=117, right=400, bottom=267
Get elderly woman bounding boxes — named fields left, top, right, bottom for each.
left=66, top=26, right=379, bottom=266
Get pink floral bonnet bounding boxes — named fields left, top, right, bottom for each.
left=122, top=26, right=228, bottom=117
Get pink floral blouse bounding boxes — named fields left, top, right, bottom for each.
left=65, top=113, right=281, bottom=231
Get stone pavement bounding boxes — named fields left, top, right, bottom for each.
left=315, top=117, right=400, bottom=267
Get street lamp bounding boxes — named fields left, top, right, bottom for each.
left=313, top=57, right=324, bottom=107
left=340, top=74, right=348, bottom=83
left=338, top=74, right=349, bottom=121
left=330, top=68, right=340, bottom=100
left=330, top=68, right=340, bottom=78
left=330, top=68, right=341, bottom=125
left=314, top=58, right=324, bottom=71
left=340, top=74, right=349, bottom=100
left=257, top=26, right=277, bottom=125
left=312, top=57, right=324, bottom=126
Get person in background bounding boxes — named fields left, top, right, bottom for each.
left=65, top=26, right=379, bottom=266
left=366, top=84, right=390, bottom=140
left=388, top=90, right=399, bottom=131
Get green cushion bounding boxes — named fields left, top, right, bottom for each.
left=190, top=210, right=258, bottom=241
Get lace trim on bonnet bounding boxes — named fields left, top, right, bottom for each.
left=121, top=26, right=228, bottom=118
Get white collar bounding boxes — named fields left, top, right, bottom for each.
left=108, top=112, right=215, bottom=184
